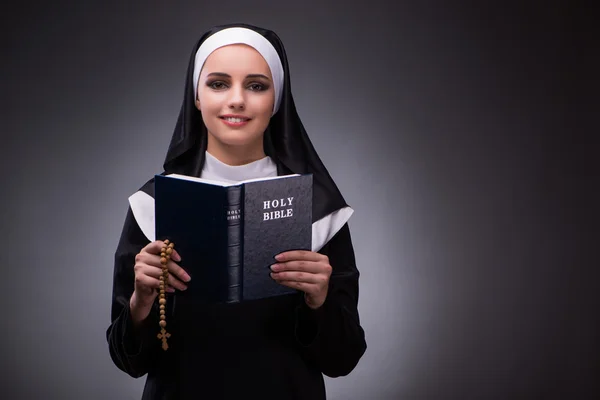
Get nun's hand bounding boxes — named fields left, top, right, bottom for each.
left=270, top=250, right=332, bottom=309
left=130, top=240, right=190, bottom=325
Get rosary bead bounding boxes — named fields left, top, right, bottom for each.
left=157, top=240, right=174, bottom=350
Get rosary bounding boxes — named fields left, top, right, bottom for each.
left=157, top=239, right=174, bottom=351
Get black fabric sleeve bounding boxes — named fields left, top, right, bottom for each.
left=294, top=223, right=367, bottom=377
left=106, top=206, right=164, bottom=378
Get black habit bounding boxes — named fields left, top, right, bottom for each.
left=106, top=23, right=367, bottom=399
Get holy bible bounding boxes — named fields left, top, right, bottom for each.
left=154, top=173, right=312, bottom=305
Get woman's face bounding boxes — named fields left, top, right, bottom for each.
left=196, top=44, right=275, bottom=162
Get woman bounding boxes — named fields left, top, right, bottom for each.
left=106, top=23, right=366, bottom=399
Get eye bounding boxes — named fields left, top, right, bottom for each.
left=248, top=83, right=268, bottom=91
left=207, top=81, right=228, bottom=90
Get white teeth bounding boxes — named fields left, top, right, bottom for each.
left=224, top=117, right=247, bottom=123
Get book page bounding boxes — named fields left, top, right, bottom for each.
left=165, top=173, right=301, bottom=186
left=165, top=174, right=233, bottom=186
left=238, top=174, right=300, bottom=184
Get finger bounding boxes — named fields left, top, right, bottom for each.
left=171, top=249, right=182, bottom=262
left=142, top=240, right=166, bottom=255
left=275, top=250, right=327, bottom=263
left=155, top=286, right=176, bottom=294
left=137, top=253, right=190, bottom=283
left=134, top=273, right=161, bottom=291
left=275, top=280, right=314, bottom=292
left=271, top=260, right=330, bottom=275
left=135, top=251, right=163, bottom=269
left=167, top=274, right=188, bottom=291
left=142, top=240, right=182, bottom=262
left=167, top=260, right=191, bottom=283
left=159, top=242, right=182, bottom=262
left=270, top=270, right=325, bottom=285
left=137, top=262, right=188, bottom=291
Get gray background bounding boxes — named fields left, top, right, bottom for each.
left=2, top=1, right=595, bottom=399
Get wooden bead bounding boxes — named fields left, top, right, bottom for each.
left=157, top=239, right=174, bottom=351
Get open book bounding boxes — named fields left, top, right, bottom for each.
left=154, top=173, right=313, bottom=305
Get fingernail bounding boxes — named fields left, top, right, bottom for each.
left=270, top=264, right=279, bottom=272
left=183, top=274, right=191, bottom=282
left=275, top=254, right=283, bottom=261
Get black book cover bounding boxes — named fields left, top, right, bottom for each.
left=154, top=173, right=312, bottom=306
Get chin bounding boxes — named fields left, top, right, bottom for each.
left=209, top=130, right=263, bottom=148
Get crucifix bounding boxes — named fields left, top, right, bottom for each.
left=157, top=328, right=171, bottom=351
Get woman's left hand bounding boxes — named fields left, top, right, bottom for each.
left=271, top=250, right=332, bottom=309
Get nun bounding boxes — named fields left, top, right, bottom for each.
left=106, top=23, right=367, bottom=399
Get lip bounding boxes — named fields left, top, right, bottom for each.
left=220, top=114, right=251, bottom=127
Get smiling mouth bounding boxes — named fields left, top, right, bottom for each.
left=220, top=116, right=251, bottom=123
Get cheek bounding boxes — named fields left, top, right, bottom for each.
left=256, top=103, right=273, bottom=126
left=197, top=91, right=221, bottom=112
left=257, top=95, right=275, bottom=118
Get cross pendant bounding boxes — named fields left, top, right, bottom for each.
left=157, top=328, right=171, bottom=351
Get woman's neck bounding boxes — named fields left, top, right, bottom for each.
left=206, top=140, right=266, bottom=166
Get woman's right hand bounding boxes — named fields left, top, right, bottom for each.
left=129, top=240, right=191, bottom=325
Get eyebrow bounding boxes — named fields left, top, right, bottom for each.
left=206, top=72, right=271, bottom=81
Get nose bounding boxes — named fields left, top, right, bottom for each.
left=228, top=85, right=245, bottom=110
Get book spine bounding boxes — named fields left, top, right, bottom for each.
left=226, top=185, right=243, bottom=302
